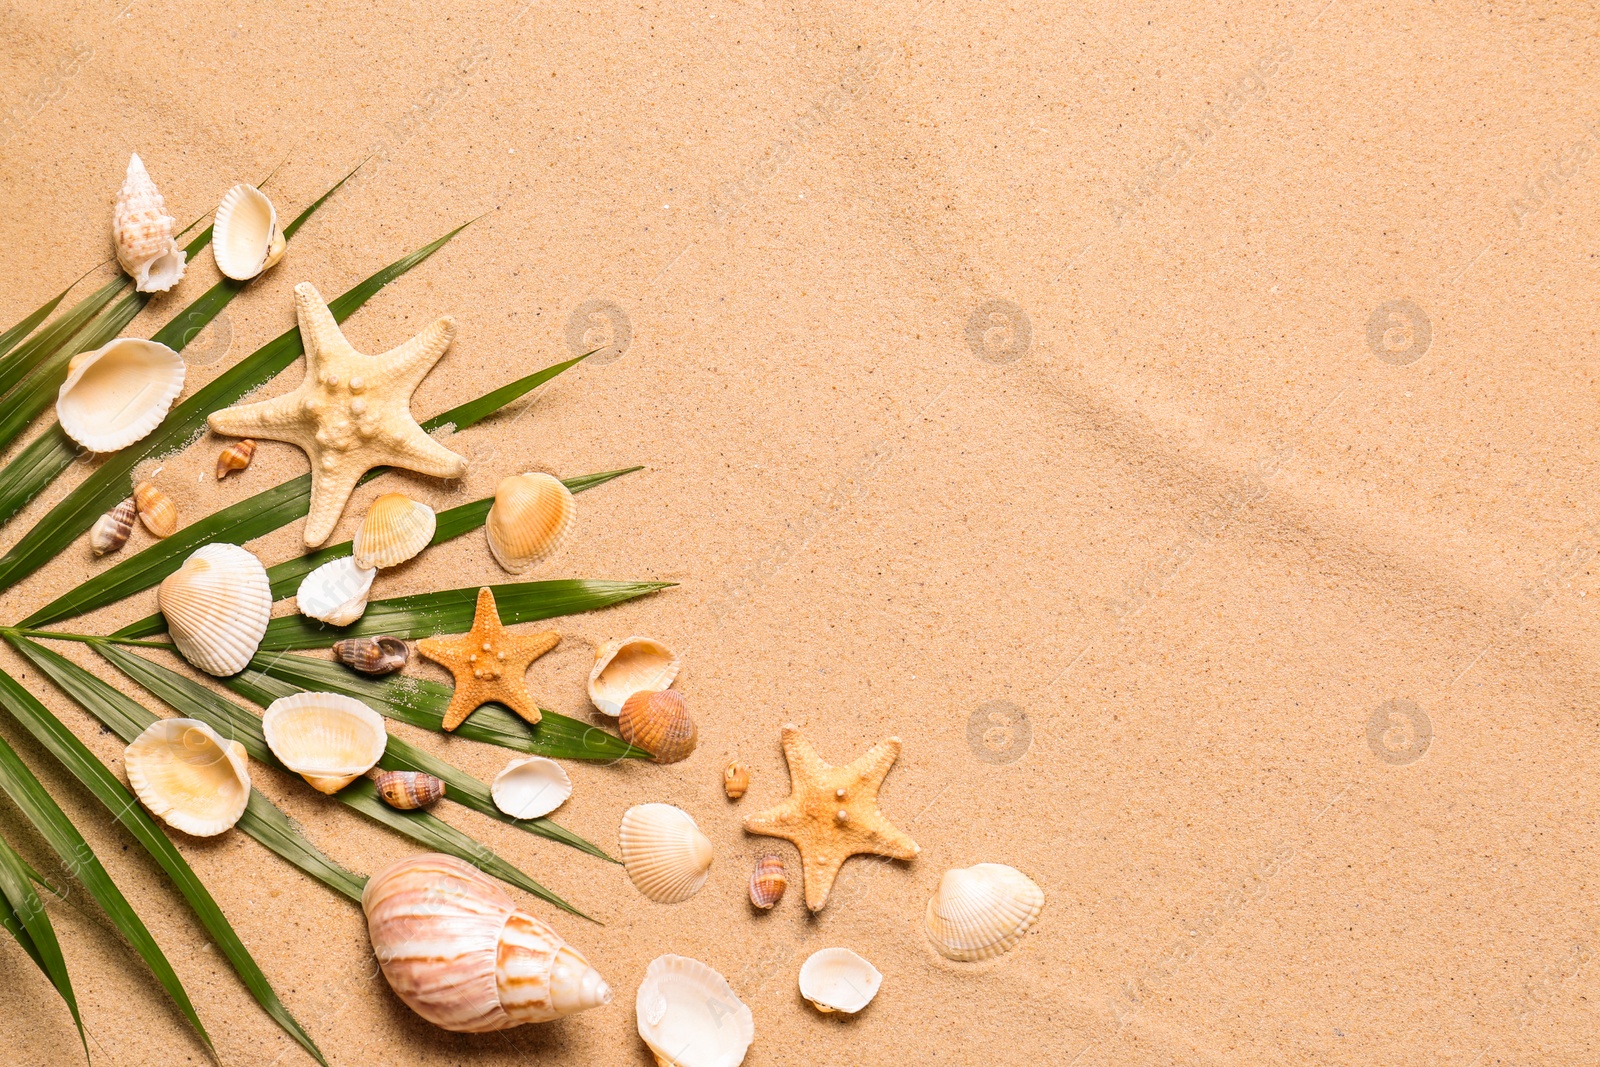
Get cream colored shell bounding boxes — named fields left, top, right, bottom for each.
left=353, top=492, right=435, bottom=569
left=588, top=636, right=680, bottom=717
left=113, top=154, right=185, bottom=292
left=485, top=472, right=574, bottom=573
left=295, top=555, right=375, bottom=626
left=212, top=183, right=285, bottom=281
left=124, top=719, right=251, bottom=837
left=923, top=863, right=1044, bottom=962
left=158, top=543, right=271, bottom=677
left=56, top=338, right=186, bottom=453
left=798, top=947, right=882, bottom=1013
left=635, top=954, right=753, bottom=1067
left=618, top=803, right=713, bottom=904
left=491, top=756, right=572, bottom=820
left=362, top=853, right=612, bottom=1032
left=261, top=691, right=387, bottom=794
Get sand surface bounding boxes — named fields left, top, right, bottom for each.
left=0, top=1, right=1597, bottom=1064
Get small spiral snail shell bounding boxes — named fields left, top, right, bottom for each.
left=749, top=853, right=788, bottom=910
left=372, top=770, right=445, bottom=810
left=723, top=761, right=749, bottom=799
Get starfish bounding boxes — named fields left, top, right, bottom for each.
left=207, top=282, right=468, bottom=546
left=416, top=587, right=560, bottom=730
left=744, top=724, right=920, bottom=911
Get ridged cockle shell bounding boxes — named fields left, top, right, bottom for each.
left=363, top=853, right=612, bottom=1032
left=113, top=154, right=185, bottom=292
left=485, top=472, right=574, bottom=573
left=212, top=183, right=285, bottom=281
left=619, top=803, right=714, bottom=904
left=923, top=863, right=1044, bottom=962
left=588, top=636, right=680, bottom=717
left=635, top=955, right=753, bottom=1067
left=619, top=689, right=697, bottom=764
left=353, top=492, right=435, bottom=569
left=124, top=718, right=251, bottom=837
left=158, top=543, right=271, bottom=676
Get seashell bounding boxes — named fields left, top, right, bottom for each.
left=618, top=803, right=714, bottom=904
left=215, top=438, right=256, bottom=479
left=363, top=853, right=612, bottom=1032
left=724, top=761, right=749, bottom=799
left=748, top=853, right=787, bottom=910
left=635, top=955, right=753, bottom=1067
left=588, top=636, right=680, bottom=717
left=124, top=718, right=251, bottom=837
left=373, top=769, right=445, bottom=810
left=133, top=480, right=178, bottom=537
left=158, top=543, right=271, bottom=676
left=89, top=497, right=137, bottom=556
left=924, top=863, right=1045, bottom=962
left=296, top=555, right=375, bottom=627
left=798, top=947, right=882, bottom=1014
left=485, top=472, right=574, bottom=573
left=113, top=154, right=185, bottom=293
left=56, top=338, right=186, bottom=453
left=491, top=756, right=572, bottom=820
left=619, top=689, right=697, bottom=764
left=262, top=691, right=388, bottom=794
left=332, top=635, right=409, bottom=675
left=211, top=183, right=285, bottom=281
left=353, top=492, right=436, bottom=569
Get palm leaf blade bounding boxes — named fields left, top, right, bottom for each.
left=0, top=275, right=127, bottom=402
left=0, top=830, right=84, bottom=1058
left=0, top=279, right=74, bottom=362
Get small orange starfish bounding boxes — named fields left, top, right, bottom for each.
left=417, top=587, right=559, bottom=730
left=743, top=724, right=920, bottom=911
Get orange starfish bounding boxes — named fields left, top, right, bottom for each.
left=417, top=587, right=559, bottom=730
left=743, top=724, right=920, bottom=911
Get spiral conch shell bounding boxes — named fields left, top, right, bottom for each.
left=363, top=853, right=612, bottom=1032
left=158, top=543, right=271, bottom=676
left=212, top=183, right=285, bottom=281
left=124, top=718, right=251, bottom=837
left=113, top=154, right=185, bottom=293
left=588, top=636, right=680, bottom=717
left=619, top=803, right=714, bottom=904
left=923, top=863, right=1044, bottom=962
left=635, top=955, right=753, bottom=1067
left=485, top=472, right=574, bottom=573
left=262, top=691, right=388, bottom=794
left=89, top=497, right=136, bottom=556
left=56, top=338, right=186, bottom=453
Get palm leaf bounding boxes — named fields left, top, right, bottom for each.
left=0, top=665, right=326, bottom=1065
left=0, top=274, right=79, bottom=363
left=0, top=275, right=127, bottom=402
left=0, top=830, right=84, bottom=1058
left=11, top=637, right=365, bottom=903
left=0, top=220, right=471, bottom=596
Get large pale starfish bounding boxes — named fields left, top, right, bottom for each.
left=417, top=587, right=560, bottom=730
left=207, top=282, right=467, bottom=546
left=744, top=724, right=920, bottom=911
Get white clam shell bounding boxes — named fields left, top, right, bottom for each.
left=491, top=756, right=572, bottom=820
left=798, top=947, right=882, bottom=1014
left=618, top=803, right=713, bottom=904
left=924, top=863, right=1044, bottom=962
left=485, top=472, right=574, bottom=573
left=588, top=636, right=680, bottom=717
left=636, top=955, right=753, bottom=1067
left=363, top=853, right=612, bottom=1031
left=124, top=718, right=251, bottom=837
left=296, top=555, right=375, bottom=626
left=212, top=183, right=285, bottom=281
left=113, top=154, right=185, bottom=292
left=56, top=337, right=186, bottom=453
left=262, top=691, right=387, bottom=792
left=353, top=493, right=435, bottom=569
left=158, top=543, right=271, bottom=677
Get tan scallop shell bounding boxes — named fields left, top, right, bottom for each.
left=923, top=863, right=1044, bottom=962
left=635, top=955, right=754, bottom=1067
left=619, top=690, right=697, bottom=764
left=124, top=719, right=251, bottom=837
left=798, top=947, right=882, bottom=1014
left=491, top=756, right=572, bottom=820
left=353, top=493, right=436, bottom=569
left=56, top=338, right=186, bottom=453
left=158, top=543, right=271, bottom=677
left=619, top=803, right=714, bottom=904
left=262, top=691, right=388, bottom=794
left=212, top=183, right=285, bottom=281
left=588, top=636, right=680, bottom=718
left=485, top=472, right=574, bottom=573
left=295, top=555, right=375, bottom=626
left=113, top=154, right=185, bottom=292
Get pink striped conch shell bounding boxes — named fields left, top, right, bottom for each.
left=362, top=853, right=612, bottom=1032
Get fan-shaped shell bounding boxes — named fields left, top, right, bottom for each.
left=56, top=338, right=186, bottom=453
left=158, top=543, right=271, bottom=676
left=620, top=690, right=697, bottom=764
left=588, top=636, right=680, bottom=717
left=635, top=955, right=753, bottom=1067
left=618, top=803, right=713, bottom=904
left=353, top=493, right=436, bottom=569
left=212, top=183, right=285, bottom=281
left=363, top=853, right=612, bottom=1031
left=124, top=718, right=251, bottom=837
left=296, top=555, right=375, bottom=626
left=491, top=756, right=572, bottom=819
left=262, top=691, right=387, bottom=794
left=923, top=863, right=1044, bottom=962
left=485, top=472, right=574, bottom=573
left=113, top=154, right=185, bottom=292
left=798, top=948, right=882, bottom=1014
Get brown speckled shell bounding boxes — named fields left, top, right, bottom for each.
left=724, top=761, right=749, bottom=799
left=374, top=770, right=445, bottom=809
left=619, top=689, right=697, bottom=764
left=90, top=497, right=136, bottom=556
left=749, top=853, right=787, bottom=909
left=216, top=439, right=256, bottom=479
left=333, top=635, right=410, bottom=675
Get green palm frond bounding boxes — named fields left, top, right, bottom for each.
left=0, top=274, right=128, bottom=402
left=0, top=271, right=83, bottom=362
left=0, top=829, right=84, bottom=1057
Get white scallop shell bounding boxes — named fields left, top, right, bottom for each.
left=588, top=636, right=680, bottom=718
left=798, top=947, right=882, bottom=1014
left=635, top=955, right=753, bottom=1067
left=923, top=863, right=1044, bottom=962
left=212, top=183, right=285, bottom=281
left=296, top=555, right=375, bottom=626
left=158, top=543, right=271, bottom=677
left=113, top=154, right=185, bottom=292
left=618, top=803, right=713, bottom=904
left=262, top=691, right=387, bottom=794
left=124, top=718, right=251, bottom=837
left=56, top=338, right=186, bottom=453
left=353, top=493, right=435, bottom=569
left=491, top=756, right=572, bottom=820
left=485, top=472, right=574, bottom=573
